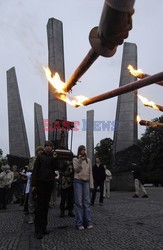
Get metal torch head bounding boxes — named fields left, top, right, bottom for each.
left=89, top=0, right=117, bottom=57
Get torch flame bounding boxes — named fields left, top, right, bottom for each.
left=138, top=94, right=159, bottom=110
left=137, top=114, right=141, bottom=123
left=43, top=67, right=66, bottom=94
left=127, top=65, right=145, bottom=78
left=60, top=95, right=88, bottom=107
left=43, top=67, right=88, bottom=107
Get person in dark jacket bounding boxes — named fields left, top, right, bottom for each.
left=91, top=157, right=106, bottom=206
left=59, top=161, right=75, bottom=218
left=31, top=141, right=58, bottom=239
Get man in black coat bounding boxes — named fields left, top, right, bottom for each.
left=91, top=157, right=105, bottom=206
left=31, top=140, right=58, bottom=239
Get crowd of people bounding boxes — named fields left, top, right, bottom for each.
left=0, top=0, right=138, bottom=239
left=0, top=141, right=114, bottom=239
left=0, top=139, right=149, bottom=240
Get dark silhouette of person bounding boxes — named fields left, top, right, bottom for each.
left=31, top=141, right=58, bottom=239
left=91, top=158, right=106, bottom=206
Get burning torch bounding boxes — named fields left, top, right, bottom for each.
left=139, top=120, right=163, bottom=128
left=137, top=115, right=163, bottom=128
left=44, top=66, right=163, bottom=108
left=76, top=71, right=163, bottom=107
left=138, top=94, right=163, bottom=112
left=128, top=65, right=163, bottom=87
left=64, top=1, right=134, bottom=93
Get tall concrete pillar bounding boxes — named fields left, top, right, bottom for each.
left=112, top=42, right=138, bottom=191
left=86, top=110, right=94, bottom=165
left=7, top=67, right=30, bottom=158
left=47, top=18, right=67, bottom=148
left=113, top=42, right=138, bottom=154
left=34, top=103, right=46, bottom=150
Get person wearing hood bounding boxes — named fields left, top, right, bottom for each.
left=0, top=164, right=14, bottom=209
left=31, top=141, right=59, bottom=239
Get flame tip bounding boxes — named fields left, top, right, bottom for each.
left=138, top=94, right=159, bottom=110
left=136, top=114, right=141, bottom=123
left=127, top=64, right=145, bottom=78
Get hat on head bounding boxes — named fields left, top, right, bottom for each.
left=36, top=146, right=44, bottom=153
left=44, top=140, right=53, bottom=147
left=12, top=165, right=17, bottom=171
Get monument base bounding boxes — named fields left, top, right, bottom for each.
left=111, top=171, right=134, bottom=191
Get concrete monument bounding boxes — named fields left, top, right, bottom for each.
left=7, top=67, right=30, bottom=158
left=34, top=103, right=46, bottom=149
left=112, top=42, right=138, bottom=191
left=86, top=110, right=94, bottom=165
left=47, top=18, right=67, bottom=148
left=113, top=42, right=138, bottom=154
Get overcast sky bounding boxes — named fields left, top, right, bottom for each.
left=0, top=0, right=163, bottom=156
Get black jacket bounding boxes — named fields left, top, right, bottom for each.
left=132, top=167, right=142, bottom=182
left=31, top=152, right=59, bottom=186
left=93, top=164, right=106, bottom=183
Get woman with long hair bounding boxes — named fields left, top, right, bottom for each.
left=73, top=145, right=94, bottom=230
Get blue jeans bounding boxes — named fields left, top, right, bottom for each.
left=74, top=179, right=92, bottom=227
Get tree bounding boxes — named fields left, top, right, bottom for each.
left=139, top=115, right=163, bottom=170
left=139, top=115, right=163, bottom=184
left=95, top=138, right=113, bottom=166
left=0, top=149, right=3, bottom=167
left=0, top=149, right=8, bottom=167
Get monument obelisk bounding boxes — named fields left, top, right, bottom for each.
left=47, top=18, right=67, bottom=148
left=86, top=110, right=94, bottom=165
left=113, top=42, right=138, bottom=154
left=34, top=103, right=46, bottom=149
left=112, top=42, right=138, bottom=191
left=7, top=67, right=30, bottom=158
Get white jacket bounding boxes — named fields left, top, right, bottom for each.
left=105, top=169, right=112, bottom=182
left=0, top=170, right=14, bottom=188
left=73, top=157, right=94, bottom=189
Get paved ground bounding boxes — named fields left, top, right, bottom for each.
left=0, top=187, right=163, bottom=250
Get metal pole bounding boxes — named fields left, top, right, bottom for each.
left=157, top=82, right=163, bottom=86
left=81, top=72, right=163, bottom=106
left=139, top=120, right=163, bottom=128
left=64, top=0, right=124, bottom=93
left=135, top=73, right=163, bottom=87
left=144, top=103, right=163, bottom=112
left=70, top=129, right=73, bottom=152
left=64, top=49, right=99, bottom=93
